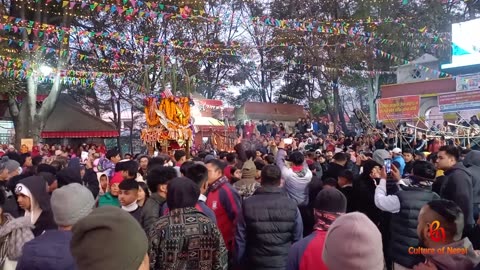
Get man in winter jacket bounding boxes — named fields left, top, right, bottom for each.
left=276, top=140, right=312, bottom=206
left=17, top=183, right=95, bottom=270
left=56, top=157, right=99, bottom=198
left=321, top=152, right=347, bottom=181
left=463, top=150, right=480, bottom=220
left=140, top=166, right=177, bottom=232
left=15, top=176, right=56, bottom=237
left=235, top=165, right=303, bottom=269
left=437, top=145, right=475, bottom=234
left=205, top=159, right=241, bottom=254
left=287, top=188, right=347, bottom=270
left=414, top=200, right=480, bottom=270
left=374, top=161, right=440, bottom=269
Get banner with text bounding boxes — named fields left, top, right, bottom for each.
left=456, top=73, right=480, bottom=92
left=377, top=95, right=420, bottom=121
left=438, top=90, right=480, bottom=113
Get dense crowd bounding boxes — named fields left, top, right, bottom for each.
left=0, top=119, right=480, bottom=270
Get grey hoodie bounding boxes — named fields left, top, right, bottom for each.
left=275, top=149, right=312, bottom=206
left=425, top=238, right=480, bottom=270
left=464, top=150, right=480, bottom=205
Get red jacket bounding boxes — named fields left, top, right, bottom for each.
left=206, top=176, right=241, bottom=252
left=287, top=230, right=328, bottom=270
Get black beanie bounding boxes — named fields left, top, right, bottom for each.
left=314, top=188, right=347, bottom=213
left=167, top=177, right=200, bottom=210
left=362, top=160, right=381, bottom=177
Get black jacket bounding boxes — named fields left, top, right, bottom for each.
left=57, top=158, right=99, bottom=198
left=390, top=186, right=440, bottom=268
left=322, top=162, right=345, bottom=181
left=441, top=163, right=475, bottom=227
left=340, top=185, right=355, bottom=213
left=353, top=174, right=382, bottom=226
left=464, top=151, right=480, bottom=207
left=241, top=186, right=299, bottom=270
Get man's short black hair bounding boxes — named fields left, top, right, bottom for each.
left=138, top=155, right=149, bottom=162
left=254, top=160, right=265, bottom=171
left=174, top=150, right=186, bottom=162
left=289, top=151, right=304, bottom=166
left=264, top=155, right=275, bottom=165
left=261, top=165, right=281, bottom=186
left=226, top=153, right=236, bottom=163
left=332, top=152, right=347, bottom=163
left=115, top=160, right=138, bottom=177
left=412, top=161, right=436, bottom=180
left=146, top=166, right=177, bottom=193
left=218, top=151, right=228, bottom=160
left=119, top=179, right=139, bottom=190
left=106, top=149, right=120, bottom=160
left=439, top=145, right=460, bottom=161
left=37, top=164, right=57, bottom=175
left=185, top=164, right=208, bottom=186
left=180, top=161, right=195, bottom=176
left=338, top=170, right=353, bottom=183
left=205, top=159, right=226, bottom=172
left=323, top=177, right=338, bottom=187
left=32, top=156, right=43, bottom=167
left=148, top=157, right=166, bottom=171
left=427, top=200, right=464, bottom=241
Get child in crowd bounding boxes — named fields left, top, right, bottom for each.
left=137, top=182, right=149, bottom=207
left=118, top=179, right=142, bottom=223
left=97, top=173, right=122, bottom=207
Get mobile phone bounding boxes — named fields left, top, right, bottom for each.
left=384, top=158, right=392, bottom=174
left=284, top=138, right=293, bottom=144
left=81, top=151, right=89, bottom=163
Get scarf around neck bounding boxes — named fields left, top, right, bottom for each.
left=122, top=201, right=139, bottom=212
left=313, top=209, right=343, bottom=231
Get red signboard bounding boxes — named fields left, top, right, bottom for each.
left=377, top=96, right=420, bottom=121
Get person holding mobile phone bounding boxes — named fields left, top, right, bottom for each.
left=374, top=161, right=440, bottom=269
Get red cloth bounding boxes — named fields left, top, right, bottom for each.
left=224, top=165, right=233, bottom=181
left=298, top=230, right=328, bottom=270
left=206, top=179, right=241, bottom=252
left=31, top=146, right=40, bottom=158
left=109, top=172, right=123, bottom=186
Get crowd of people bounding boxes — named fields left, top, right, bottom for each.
left=0, top=119, right=480, bottom=270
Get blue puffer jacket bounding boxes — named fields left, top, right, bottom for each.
left=16, top=230, right=77, bottom=270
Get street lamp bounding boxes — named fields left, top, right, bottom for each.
left=39, top=65, right=53, bottom=76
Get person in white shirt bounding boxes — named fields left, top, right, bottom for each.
left=374, top=161, right=440, bottom=270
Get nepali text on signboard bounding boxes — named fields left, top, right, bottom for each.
left=438, top=90, right=480, bottom=113
left=377, top=96, right=420, bottom=121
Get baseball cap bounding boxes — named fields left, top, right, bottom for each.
left=392, top=148, right=402, bottom=154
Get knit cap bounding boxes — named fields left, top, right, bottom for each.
left=241, top=159, right=256, bottom=179
left=372, top=149, right=390, bottom=166
left=51, top=183, right=95, bottom=226
left=322, top=212, right=384, bottom=270
left=71, top=206, right=148, bottom=270
left=314, top=188, right=347, bottom=212
left=1, top=156, right=20, bottom=173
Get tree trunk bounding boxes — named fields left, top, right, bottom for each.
left=333, top=78, right=348, bottom=132
left=129, top=105, right=134, bottom=155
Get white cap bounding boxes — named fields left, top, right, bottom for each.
left=392, top=148, right=402, bottom=154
